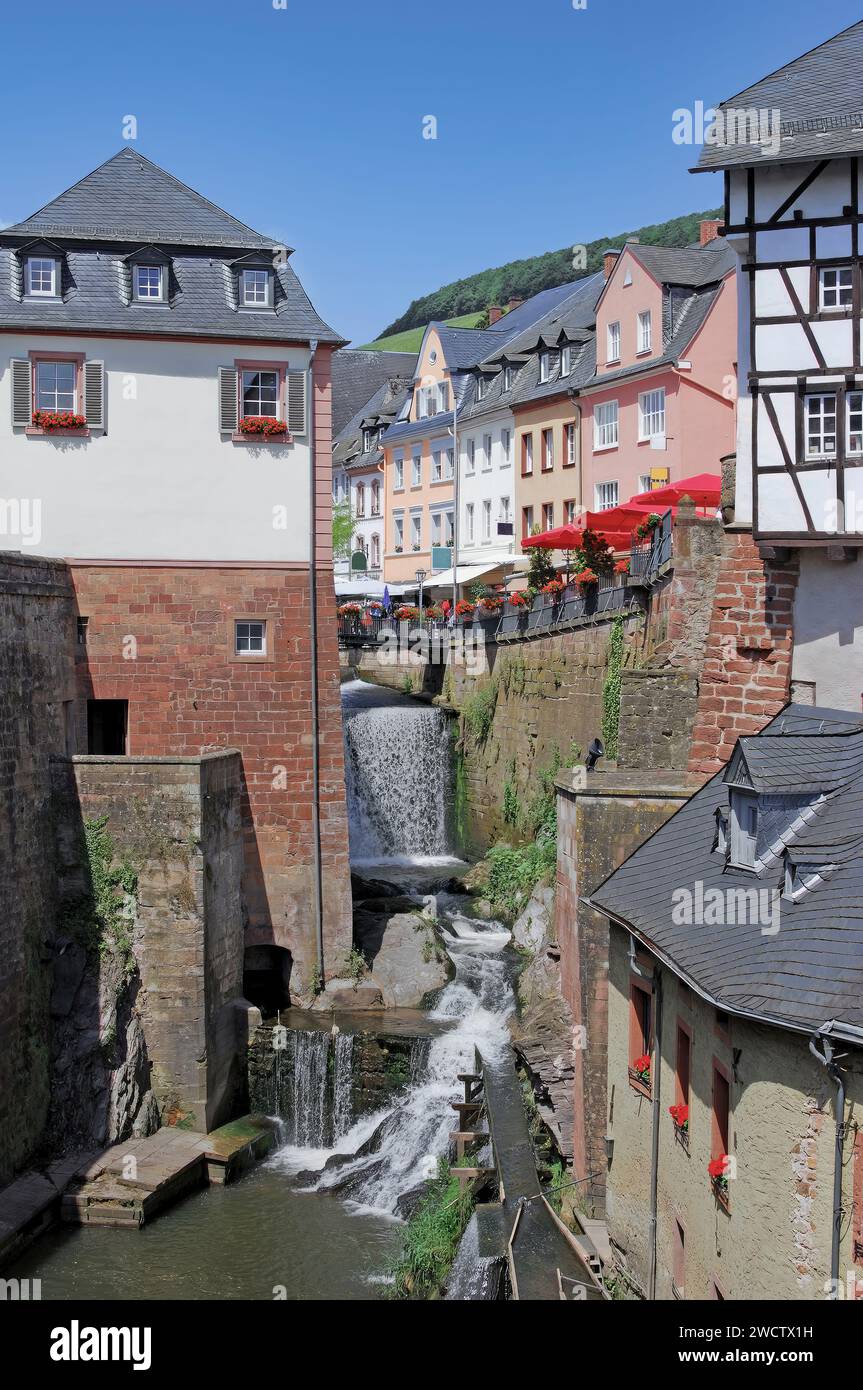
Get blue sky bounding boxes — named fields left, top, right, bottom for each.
left=1, top=1, right=859, bottom=344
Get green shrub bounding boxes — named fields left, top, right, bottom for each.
left=390, top=1159, right=474, bottom=1299
left=61, top=816, right=138, bottom=970
left=601, top=616, right=625, bottom=759
left=463, top=681, right=498, bottom=744
left=486, top=840, right=555, bottom=915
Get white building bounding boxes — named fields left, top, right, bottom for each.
left=697, top=20, right=863, bottom=709
left=457, top=389, right=517, bottom=573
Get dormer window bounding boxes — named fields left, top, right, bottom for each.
left=134, top=264, right=164, bottom=301
left=476, top=375, right=487, bottom=402
left=503, top=364, right=513, bottom=392
left=539, top=351, right=551, bottom=383
left=362, top=427, right=373, bottom=452
left=241, top=268, right=272, bottom=307
left=714, top=808, right=728, bottom=856
left=560, top=345, right=572, bottom=377
left=26, top=257, right=58, bottom=298
left=729, top=790, right=758, bottom=870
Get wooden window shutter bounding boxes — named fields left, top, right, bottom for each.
left=83, top=360, right=105, bottom=429
left=219, top=367, right=239, bottom=434
left=11, top=358, right=32, bottom=427
left=287, top=369, right=307, bottom=436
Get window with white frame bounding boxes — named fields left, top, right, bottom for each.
left=27, top=257, right=57, bottom=297
left=522, top=505, right=534, bottom=538
left=371, top=480, right=381, bottom=514
left=371, top=534, right=380, bottom=568
left=431, top=510, right=443, bottom=546
left=595, top=480, right=619, bottom=510
left=362, top=427, right=373, bottom=452
left=444, top=447, right=454, bottom=479
left=501, top=428, right=511, bottom=464
left=413, top=453, right=423, bottom=486
left=503, top=365, right=513, bottom=392
left=639, top=474, right=652, bottom=493
left=561, top=345, right=572, bottom=377
left=241, top=269, right=270, bottom=306
left=411, top=512, right=422, bottom=549
left=467, top=440, right=476, bottom=474
left=805, top=394, right=837, bottom=459
left=393, top=512, right=404, bottom=549
left=607, top=321, right=621, bottom=362
left=542, top=427, right=554, bottom=471
left=394, top=456, right=404, bottom=489
left=637, top=310, right=652, bottom=353
left=355, top=483, right=365, bottom=518
left=522, top=433, right=533, bottom=474
left=499, top=495, right=511, bottom=522
left=35, top=359, right=76, bottom=411
left=565, top=421, right=576, bottom=467
left=235, top=620, right=266, bottom=656
left=542, top=502, right=554, bottom=530
left=135, top=264, right=163, bottom=300
left=483, top=433, right=492, bottom=469
left=242, top=369, right=278, bottom=418
left=848, top=392, right=863, bottom=455
left=819, top=266, right=853, bottom=310
left=444, top=509, right=454, bottom=546
left=476, top=374, right=487, bottom=402
left=482, top=499, right=492, bottom=541
left=438, top=382, right=450, bottom=412
left=565, top=498, right=577, bottom=523
left=431, top=449, right=442, bottom=482
left=539, top=351, right=551, bottom=383
left=465, top=502, right=475, bottom=543
left=594, top=400, right=619, bottom=449
left=638, top=387, right=666, bottom=441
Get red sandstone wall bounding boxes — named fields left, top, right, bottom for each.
left=687, top=531, right=798, bottom=777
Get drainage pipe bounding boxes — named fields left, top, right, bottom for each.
left=809, top=1021, right=846, bottom=1294
left=629, top=933, right=662, bottom=1300
left=307, top=338, right=325, bottom=987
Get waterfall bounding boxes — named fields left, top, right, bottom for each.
left=342, top=680, right=454, bottom=862
left=271, top=920, right=515, bottom=1218
left=272, top=1029, right=355, bottom=1148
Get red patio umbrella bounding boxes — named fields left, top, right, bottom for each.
left=522, top=523, right=585, bottom=550
left=629, top=473, right=720, bottom=509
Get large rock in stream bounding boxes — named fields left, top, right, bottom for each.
left=354, top=908, right=453, bottom=1008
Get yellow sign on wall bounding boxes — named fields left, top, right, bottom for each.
left=649, top=467, right=670, bottom=485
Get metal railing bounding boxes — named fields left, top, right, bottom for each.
left=629, top=509, right=673, bottom=583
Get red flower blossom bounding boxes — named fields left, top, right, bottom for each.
left=575, top=568, right=598, bottom=588
left=32, top=409, right=86, bottom=432
left=508, top=591, right=528, bottom=608
left=669, top=1103, right=689, bottom=1129
left=708, top=1154, right=731, bottom=1180
left=614, top=558, right=630, bottom=575
left=239, top=415, right=288, bottom=437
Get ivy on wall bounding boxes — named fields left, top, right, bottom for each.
left=601, top=616, right=625, bottom=760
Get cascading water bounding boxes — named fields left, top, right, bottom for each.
left=272, top=1028, right=355, bottom=1148
left=342, top=679, right=454, bottom=862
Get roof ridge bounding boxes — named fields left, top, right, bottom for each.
left=718, top=19, right=863, bottom=110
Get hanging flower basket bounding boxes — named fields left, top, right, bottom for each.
left=614, top=558, right=630, bottom=576
left=338, top=602, right=361, bottom=618
left=455, top=599, right=475, bottom=619
left=477, top=597, right=503, bottom=614
left=239, top=416, right=288, bottom=437
left=508, top=591, right=529, bottom=609
left=32, top=409, right=87, bottom=432
left=575, top=567, right=598, bottom=590
left=394, top=604, right=419, bottom=621
left=540, top=577, right=565, bottom=600
left=635, top=512, right=661, bottom=541
left=425, top=604, right=444, bottom=620
left=630, top=1053, right=651, bottom=1087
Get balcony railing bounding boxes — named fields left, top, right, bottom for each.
left=629, top=509, right=673, bottom=583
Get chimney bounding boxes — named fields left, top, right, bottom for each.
left=699, top=218, right=724, bottom=246
left=506, top=297, right=524, bottom=312
left=603, top=248, right=620, bottom=281
left=488, top=304, right=503, bottom=325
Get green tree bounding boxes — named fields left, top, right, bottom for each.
left=526, top=534, right=557, bottom=591
left=333, top=499, right=353, bottom=560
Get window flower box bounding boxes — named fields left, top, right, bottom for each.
left=32, top=409, right=87, bottom=433
left=338, top=603, right=361, bottom=619
left=477, top=597, right=503, bottom=615
left=708, top=1154, right=732, bottom=1209
left=669, top=1103, right=690, bottom=1149
left=507, top=591, right=529, bottom=609
left=629, top=1054, right=651, bottom=1091
left=238, top=415, right=288, bottom=437
left=540, top=578, right=565, bottom=600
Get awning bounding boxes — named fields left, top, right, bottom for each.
left=426, top=559, right=524, bottom=588
left=334, top=577, right=409, bottom=597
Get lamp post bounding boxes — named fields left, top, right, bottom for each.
left=415, top=568, right=427, bottom=614
left=450, top=386, right=459, bottom=616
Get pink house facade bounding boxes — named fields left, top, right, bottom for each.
left=582, top=229, right=737, bottom=513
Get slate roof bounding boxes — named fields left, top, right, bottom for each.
left=695, top=21, right=863, bottom=171
left=626, top=241, right=736, bottom=289
left=331, top=349, right=416, bottom=438
left=333, top=374, right=413, bottom=469
left=0, top=150, right=343, bottom=345
left=430, top=324, right=512, bottom=369
left=484, top=281, right=588, bottom=335
left=3, top=149, right=278, bottom=249
left=589, top=704, right=863, bottom=1039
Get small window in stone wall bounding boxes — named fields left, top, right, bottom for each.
left=235, top=620, right=266, bottom=656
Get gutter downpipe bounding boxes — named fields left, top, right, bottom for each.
left=809, top=1021, right=846, bottom=1295
left=450, top=385, right=459, bottom=617
left=629, top=933, right=662, bottom=1300
left=307, top=338, right=325, bottom=987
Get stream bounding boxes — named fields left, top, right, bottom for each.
left=8, top=679, right=516, bottom=1300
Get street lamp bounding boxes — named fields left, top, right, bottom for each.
left=415, top=568, right=427, bottom=613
